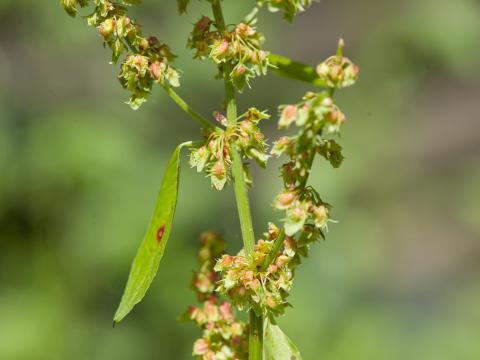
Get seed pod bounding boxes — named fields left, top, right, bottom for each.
left=275, top=191, right=296, bottom=209
left=98, top=18, right=115, bottom=38
left=279, top=105, right=298, bottom=129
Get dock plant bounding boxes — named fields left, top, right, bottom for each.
left=61, top=0, right=358, bottom=358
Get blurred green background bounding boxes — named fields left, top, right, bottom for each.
left=1, top=0, right=480, bottom=359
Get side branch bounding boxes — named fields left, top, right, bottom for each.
left=161, top=84, right=217, bottom=130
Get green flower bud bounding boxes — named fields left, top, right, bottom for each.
left=295, top=105, right=310, bottom=127
left=193, top=339, right=210, bottom=356
left=138, top=37, right=150, bottom=51
left=284, top=202, right=308, bottom=235
left=265, top=222, right=280, bottom=240
left=204, top=301, right=220, bottom=322
left=149, top=61, right=164, bottom=81
left=190, top=146, right=210, bottom=172
left=214, top=112, right=228, bottom=127
left=235, top=23, right=256, bottom=38
left=210, top=39, right=230, bottom=62
left=274, top=191, right=296, bottom=210
left=98, top=18, right=115, bottom=38
left=165, top=67, right=180, bottom=87
left=219, top=302, right=234, bottom=322
left=316, top=40, right=359, bottom=88
left=211, top=160, right=226, bottom=178
left=271, top=136, right=291, bottom=157
left=313, top=205, right=329, bottom=228
left=278, top=105, right=297, bottom=128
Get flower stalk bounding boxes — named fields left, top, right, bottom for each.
left=210, top=1, right=264, bottom=358
left=160, top=83, right=216, bottom=130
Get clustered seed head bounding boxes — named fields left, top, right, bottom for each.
left=214, top=223, right=322, bottom=320
left=189, top=108, right=270, bottom=191
left=274, top=188, right=332, bottom=236
left=259, top=0, right=313, bottom=22
left=192, top=231, right=226, bottom=300
left=188, top=17, right=271, bottom=91
left=184, top=232, right=248, bottom=360
left=272, top=91, right=345, bottom=187
left=60, top=0, right=179, bottom=109
left=316, top=39, right=360, bottom=89
left=271, top=41, right=359, bottom=236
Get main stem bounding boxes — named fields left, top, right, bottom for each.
left=210, top=1, right=263, bottom=358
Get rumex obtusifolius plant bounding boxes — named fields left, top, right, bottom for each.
left=61, top=0, right=359, bottom=359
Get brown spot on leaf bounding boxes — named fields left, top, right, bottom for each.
left=156, top=226, right=165, bottom=244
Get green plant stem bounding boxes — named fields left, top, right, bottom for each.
left=230, top=148, right=256, bottom=256
left=210, top=0, right=226, bottom=32
left=210, top=1, right=264, bottom=358
left=249, top=310, right=264, bottom=360
left=160, top=83, right=216, bottom=130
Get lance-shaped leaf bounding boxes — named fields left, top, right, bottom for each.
left=264, top=320, right=303, bottom=360
left=113, top=141, right=191, bottom=324
left=268, top=53, right=328, bottom=88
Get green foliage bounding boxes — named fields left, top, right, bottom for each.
left=113, top=142, right=190, bottom=323
left=264, top=320, right=302, bottom=360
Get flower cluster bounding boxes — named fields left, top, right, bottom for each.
left=214, top=223, right=322, bottom=320
left=271, top=40, right=359, bottom=237
left=184, top=232, right=248, bottom=360
left=61, top=0, right=180, bottom=109
left=188, top=17, right=271, bottom=91
left=316, top=40, right=360, bottom=88
left=259, top=0, right=313, bottom=22
left=189, top=108, right=270, bottom=190
left=192, top=231, right=225, bottom=301
left=273, top=187, right=332, bottom=236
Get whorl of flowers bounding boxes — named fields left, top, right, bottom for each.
left=188, top=17, right=271, bottom=91
left=214, top=223, right=322, bottom=320
left=184, top=232, right=248, bottom=360
left=189, top=108, right=270, bottom=191
left=60, top=0, right=180, bottom=109
left=271, top=40, right=359, bottom=237
left=213, top=41, right=358, bottom=322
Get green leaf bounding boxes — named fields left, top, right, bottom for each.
left=264, top=320, right=303, bottom=360
left=268, top=53, right=328, bottom=88
left=113, top=142, right=191, bottom=324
